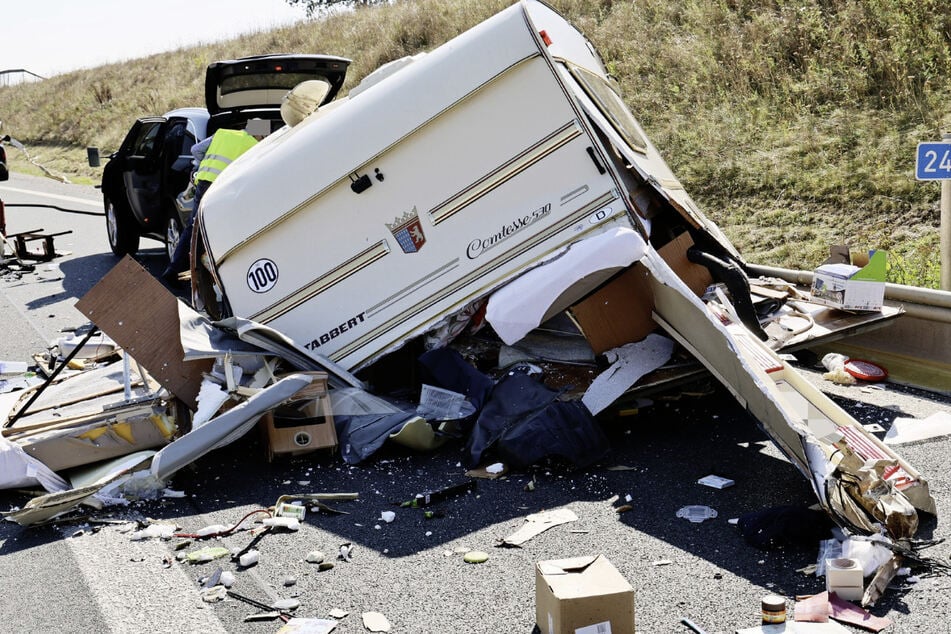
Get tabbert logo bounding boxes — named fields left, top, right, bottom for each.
left=387, top=207, right=426, bottom=253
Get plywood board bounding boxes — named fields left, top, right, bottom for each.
left=75, top=256, right=211, bottom=409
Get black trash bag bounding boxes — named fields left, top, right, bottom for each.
left=495, top=399, right=608, bottom=469
left=737, top=505, right=836, bottom=550
left=418, top=347, right=494, bottom=411
left=465, top=371, right=608, bottom=469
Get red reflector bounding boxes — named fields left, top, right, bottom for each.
left=275, top=65, right=283, bottom=72
left=539, top=30, right=552, bottom=47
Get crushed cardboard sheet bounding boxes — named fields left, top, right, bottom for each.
left=502, top=507, right=578, bottom=546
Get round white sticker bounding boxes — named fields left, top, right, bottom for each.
left=247, top=258, right=279, bottom=293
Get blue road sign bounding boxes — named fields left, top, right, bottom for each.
left=916, top=142, right=951, bottom=180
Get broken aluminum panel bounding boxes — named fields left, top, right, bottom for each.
left=150, top=373, right=314, bottom=480
left=10, top=401, right=175, bottom=472
left=3, top=452, right=154, bottom=526
left=644, top=247, right=935, bottom=539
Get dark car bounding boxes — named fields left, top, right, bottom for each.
left=97, top=54, right=350, bottom=260
left=0, top=133, right=9, bottom=182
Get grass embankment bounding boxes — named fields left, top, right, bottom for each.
left=2, top=0, right=949, bottom=286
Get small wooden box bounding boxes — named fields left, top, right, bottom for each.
left=261, top=373, right=336, bottom=460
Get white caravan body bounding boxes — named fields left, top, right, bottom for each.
left=198, top=0, right=934, bottom=543
left=198, top=0, right=705, bottom=371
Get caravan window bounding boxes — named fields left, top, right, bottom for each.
left=569, top=65, right=648, bottom=154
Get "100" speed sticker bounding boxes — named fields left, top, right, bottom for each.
left=247, top=258, right=279, bottom=293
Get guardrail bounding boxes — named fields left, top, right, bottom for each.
left=749, top=263, right=951, bottom=395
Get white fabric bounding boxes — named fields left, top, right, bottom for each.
left=0, top=435, right=68, bottom=492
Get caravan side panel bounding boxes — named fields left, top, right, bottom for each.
left=213, top=54, right=632, bottom=369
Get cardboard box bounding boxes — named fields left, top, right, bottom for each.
left=810, top=248, right=886, bottom=312
left=568, top=233, right=712, bottom=354
left=535, top=555, right=635, bottom=634
left=261, top=373, right=337, bottom=460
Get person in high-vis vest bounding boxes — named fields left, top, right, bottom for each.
left=163, top=120, right=267, bottom=282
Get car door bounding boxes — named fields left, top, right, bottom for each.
left=121, top=118, right=167, bottom=227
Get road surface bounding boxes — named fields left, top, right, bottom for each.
left=2, top=172, right=950, bottom=633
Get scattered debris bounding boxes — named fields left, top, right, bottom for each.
left=821, top=353, right=857, bottom=385
left=277, top=618, right=339, bottom=633
left=501, top=508, right=577, bottom=547
left=186, top=547, right=230, bottom=564
left=697, top=475, right=735, bottom=489
left=338, top=543, right=354, bottom=562
left=463, top=551, right=489, bottom=564
left=676, top=506, right=718, bottom=523
left=884, top=411, right=951, bottom=445
left=305, top=551, right=326, bottom=564
left=361, top=611, right=391, bottom=633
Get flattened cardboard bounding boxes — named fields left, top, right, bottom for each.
left=535, top=554, right=635, bottom=634
left=75, top=256, right=213, bottom=409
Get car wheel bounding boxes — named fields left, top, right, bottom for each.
left=105, top=196, right=140, bottom=257
left=166, top=213, right=184, bottom=263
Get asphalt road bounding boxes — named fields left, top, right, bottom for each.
left=2, top=172, right=951, bottom=633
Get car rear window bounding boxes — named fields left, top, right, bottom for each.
left=220, top=72, right=330, bottom=95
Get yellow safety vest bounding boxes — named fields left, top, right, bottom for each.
left=194, top=129, right=258, bottom=184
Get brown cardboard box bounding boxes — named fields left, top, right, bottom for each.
left=261, top=373, right=337, bottom=460
left=535, top=555, right=635, bottom=634
left=568, top=233, right=712, bottom=354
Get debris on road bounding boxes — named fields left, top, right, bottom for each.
left=0, top=3, right=944, bottom=630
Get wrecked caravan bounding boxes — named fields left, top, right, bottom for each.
left=195, top=0, right=934, bottom=543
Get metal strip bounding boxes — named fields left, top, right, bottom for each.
left=428, top=121, right=583, bottom=226
left=366, top=259, right=461, bottom=318
left=251, top=240, right=391, bottom=323
left=331, top=191, right=621, bottom=363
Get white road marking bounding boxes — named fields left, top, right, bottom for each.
left=0, top=185, right=101, bottom=208
left=66, top=525, right=227, bottom=634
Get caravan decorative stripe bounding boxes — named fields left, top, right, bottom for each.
left=428, top=121, right=583, bottom=226
left=332, top=191, right=622, bottom=365
left=250, top=240, right=391, bottom=323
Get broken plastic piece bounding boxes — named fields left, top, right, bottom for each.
left=306, top=550, right=325, bottom=564
left=501, top=508, right=578, bottom=546
left=883, top=411, right=951, bottom=446
left=676, top=505, right=717, bottom=523
left=463, top=551, right=489, bottom=564
left=263, top=516, right=301, bottom=531
left=130, top=523, right=176, bottom=541
left=186, top=546, right=230, bottom=563
left=239, top=549, right=260, bottom=567
left=361, top=611, right=391, bottom=633
left=196, top=523, right=231, bottom=538
left=844, top=358, right=887, bottom=381
left=271, top=598, right=301, bottom=611
left=697, top=475, right=734, bottom=489
left=338, top=543, right=354, bottom=562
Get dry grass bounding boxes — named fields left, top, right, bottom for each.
left=2, top=0, right=949, bottom=285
